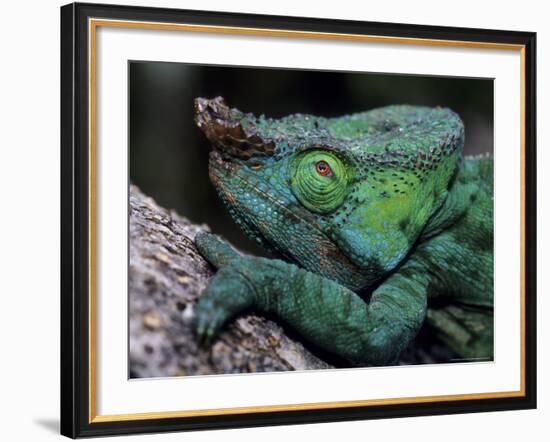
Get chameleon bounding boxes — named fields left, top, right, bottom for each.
left=191, top=96, right=493, bottom=366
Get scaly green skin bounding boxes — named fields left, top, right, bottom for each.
left=192, top=96, right=493, bottom=366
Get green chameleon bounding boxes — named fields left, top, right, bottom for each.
left=192, top=96, right=493, bottom=366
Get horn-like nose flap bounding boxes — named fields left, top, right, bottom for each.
left=194, top=96, right=275, bottom=160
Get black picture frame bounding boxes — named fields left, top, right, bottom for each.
left=60, top=2, right=537, bottom=438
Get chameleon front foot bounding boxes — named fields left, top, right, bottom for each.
left=193, top=266, right=256, bottom=344
left=193, top=293, right=229, bottom=345
left=193, top=233, right=258, bottom=344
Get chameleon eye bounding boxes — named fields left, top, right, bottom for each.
left=290, top=150, right=349, bottom=214
left=315, top=160, right=331, bottom=176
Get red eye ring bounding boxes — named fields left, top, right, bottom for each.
left=315, top=160, right=331, bottom=176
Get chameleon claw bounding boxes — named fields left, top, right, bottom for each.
left=193, top=299, right=228, bottom=347
left=193, top=312, right=210, bottom=346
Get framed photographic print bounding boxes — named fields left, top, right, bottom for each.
left=60, top=2, right=537, bottom=438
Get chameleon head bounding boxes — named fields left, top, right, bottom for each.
left=194, top=97, right=464, bottom=291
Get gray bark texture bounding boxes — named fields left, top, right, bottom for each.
left=129, top=185, right=333, bottom=378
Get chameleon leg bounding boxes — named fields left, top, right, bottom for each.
left=195, top=231, right=241, bottom=267
left=194, top=232, right=428, bottom=366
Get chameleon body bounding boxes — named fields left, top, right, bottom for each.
left=192, top=96, right=493, bottom=366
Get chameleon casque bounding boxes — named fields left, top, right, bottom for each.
left=192, top=96, right=493, bottom=366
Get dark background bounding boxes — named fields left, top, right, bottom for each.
left=130, top=61, right=493, bottom=254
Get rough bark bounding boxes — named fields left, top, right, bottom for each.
left=129, top=185, right=333, bottom=378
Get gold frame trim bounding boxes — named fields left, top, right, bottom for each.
left=88, top=18, right=527, bottom=424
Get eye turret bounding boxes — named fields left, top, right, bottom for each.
left=290, top=150, right=349, bottom=214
